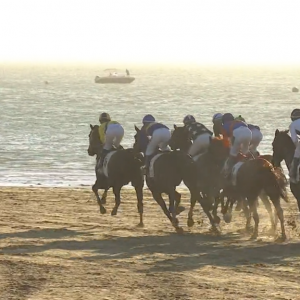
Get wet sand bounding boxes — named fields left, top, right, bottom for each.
left=0, top=187, right=300, bottom=300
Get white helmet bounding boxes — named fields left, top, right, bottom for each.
left=212, top=113, right=223, bottom=122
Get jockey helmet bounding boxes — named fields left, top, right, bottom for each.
left=142, top=114, right=155, bottom=124
left=183, top=115, right=196, bottom=125
left=291, top=109, right=300, bottom=121
left=99, top=112, right=111, bottom=123
left=212, top=113, right=223, bottom=123
left=235, top=115, right=246, bottom=122
left=222, top=113, right=234, bottom=124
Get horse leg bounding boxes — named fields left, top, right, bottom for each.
left=152, top=190, right=182, bottom=232
left=134, top=184, right=144, bottom=227
left=187, top=192, right=198, bottom=228
left=271, top=198, right=287, bottom=241
left=212, top=196, right=221, bottom=225
left=92, top=180, right=106, bottom=214
left=241, top=199, right=252, bottom=232
left=101, top=189, right=108, bottom=205
left=111, top=185, right=122, bottom=216
left=168, top=188, right=179, bottom=228
left=174, top=191, right=185, bottom=215
left=260, top=191, right=276, bottom=235
left=248, top=198, right=259, bottom=240
left=223, top=198, right=235, bottom=223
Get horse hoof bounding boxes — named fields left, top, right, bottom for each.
left=176, top=206, right=185, bottom=215
left=275, top=235, right=287, bottom=243
left=209, top=226, right=221, bottom=235
left=137, top=222, right=144, bottom=228
left=100, top=207, right=106, bottom=214
left=250, top=234, right=258, bottom=240
left=223, top=213, right=232, bottom=223
left=111, top=209, right=117, bottom=216
left=214, top=216, right=221, bottom=224
left=187, top=218, right=195, bottom=227
left=175, top=227, right=184, bottom=234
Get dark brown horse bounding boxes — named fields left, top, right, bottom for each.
left=272, top=129, right=300, bottom=214
left=88, top=124, right=144, bottom=226
left=209, top=137, right=288, bottom=241
left=133, top=125, right=218, bottom=233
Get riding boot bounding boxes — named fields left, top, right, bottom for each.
left=98, top=149, right=110, bottom=171
left=289, top=157, right=300, bottom=183
left=223, top=155, right=236, bottom=178
left=143, top=155, right=151, bottom=176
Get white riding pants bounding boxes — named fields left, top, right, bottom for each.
left=249, top=128, right=263, bottom=153
left=103, top=123, right=124, bottom=150
left=146, top=128, right=171, bottom=156
left=230, top=126, right=252, bottom=156
left=188, top=133, right=211, bottom=157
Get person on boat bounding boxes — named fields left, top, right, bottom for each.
left=235, top=115, right=263, bottom=158
left=183, top=115, right=213, bottom=157
left=288, top=109, right=300, bottom=183
left=141, top=114, right=171, bottom=174
left=126, top=69, right=130, bottom=76
left=221, top=113, right=252, bottom=177
left=212, top=113, right=223, bottom=137
left=98, top=112, right=124, bottom=170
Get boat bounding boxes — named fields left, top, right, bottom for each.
left=95, top=68, right=135, bottom=84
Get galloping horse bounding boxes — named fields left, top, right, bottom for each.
left=272, top=129, right=300, bottom=213
left=88, top=124, right=144, bottom=226
left=133, top=125, right=217, bottom=232
left=209, top=137, right=288, bottom=241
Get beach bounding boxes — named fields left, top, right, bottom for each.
left=1, top=186, right=300, bottom=299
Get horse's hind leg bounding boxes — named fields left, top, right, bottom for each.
left=101, top=189, right=108, bottom=205
left=248, top=197, right=259, bottom=240
left=271, top=198, right=287, bottom=241
left=111, top=185, right=122, bottom=216
left=260, top=191, right=276, bottom=235
left=134, top=184, right=144, bottom=227
left=174, top=191, right=185, bottom=215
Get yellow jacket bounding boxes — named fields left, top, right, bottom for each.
left=98, top=121, right=119, bottom=143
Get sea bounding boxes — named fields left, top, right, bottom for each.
left=0, top=63, right=299, bottom=188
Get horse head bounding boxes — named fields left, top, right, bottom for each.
left=208, top=136, right=229, bottom=161
left=272, top=129, right=294, bottom=167
left=169, top=124, right=191, bottom=152
left=133, top=125, right=148, bottom=154
left=87, top=124, right=103, bottom=157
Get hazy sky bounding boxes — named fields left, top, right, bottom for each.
left=0, top=0, right=299, bottom=65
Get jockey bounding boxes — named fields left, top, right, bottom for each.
left=212, top=113, right=223, bottom=137
left=183, top=115, right=213, bottom=157
left=98, top=112, right=124, bottom=169
left=235, top=115, right=263, bottom=157
left=221, top=113, right=252, bottom=177
left=289, top=108, right=300, bottom=183
left=141, top=114, right=171, bottom=174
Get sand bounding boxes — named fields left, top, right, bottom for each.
left=1, top=187, right=300, bottom=300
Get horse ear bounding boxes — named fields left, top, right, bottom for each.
left=173, top=124, right=177, bottom=129
left=134, top=125, right=140, bottom=132
left=275, top=129, right=279, bottom=136
left=90, top=124, right=93, bottom=129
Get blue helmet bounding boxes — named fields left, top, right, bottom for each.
left=222, top=113, right=234, bottom=124
left=183, top=115, right=196, bottom=125
left=212, top=113, right=223, bottom=123
left=142, top=114, right=155, bottom=124
left=291, top=109, right=300, bottom=121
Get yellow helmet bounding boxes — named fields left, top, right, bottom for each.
left=235, top=115, right=245, bottom=122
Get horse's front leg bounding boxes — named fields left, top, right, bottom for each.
left=101, top=189, right=108, bottom=205
left=260, top=191, right=276, bottom=235
left=134, top=184, right=144, bottom=227
left=92, top=180, right=106, bottom=214
left=111, top=185, right=122, bottom=216
left=174, top=191, right=185, bottom=215
left=168, top=188, right=178, bottom=227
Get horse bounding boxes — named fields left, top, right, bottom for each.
left=87, top=124, right=144, bottom=226
left=209, top=137, right=288, bottom=241
left=133, top=125, right=218, bottom=233
left=169, top=125, right=223, bottom=223
left=169, top=125, right=281, bottom=232
left=272, top=129, right=300, bottom=213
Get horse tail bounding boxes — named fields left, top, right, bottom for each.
left=259, top=161, right=289, bottom=203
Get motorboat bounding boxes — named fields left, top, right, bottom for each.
left=95, top=68, right=135, bottom=84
